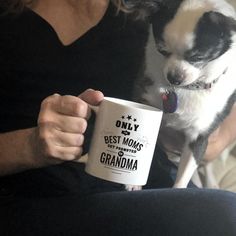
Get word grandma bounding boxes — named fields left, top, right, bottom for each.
left=100, top=152, right=138, bottom=171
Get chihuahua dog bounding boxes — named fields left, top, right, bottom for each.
left=130, top=0, right=236, bottom=189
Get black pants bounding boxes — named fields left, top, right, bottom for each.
left=1, top=188, right=236, bottom=236
left=1, top=147, right=236, bottom=235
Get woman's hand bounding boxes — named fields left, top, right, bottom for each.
left=204, top=127, right=230, bottom=162
left=35, top=89, right=104, bottom=164
left=205, top=105, right=236, bottom=162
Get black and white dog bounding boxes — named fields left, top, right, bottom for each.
left=131, top=0, right=236, bottom=188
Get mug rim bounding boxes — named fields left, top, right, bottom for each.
left=103, top=97, right=162, bottom=112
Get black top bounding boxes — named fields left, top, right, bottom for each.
left=0, top=4, right=150, bottom=196
left=0, top=4, right=149, bottom=132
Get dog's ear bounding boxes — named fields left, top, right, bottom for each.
left=201, top=11, right=236, bottom=32
left=123, top=0, right=161, bottom=20
left=150, top=0, right=184, bottom=42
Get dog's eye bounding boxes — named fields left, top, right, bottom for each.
left=158, top=49, right=171, bottom=57
left=184, top=51, right=206, bottom=64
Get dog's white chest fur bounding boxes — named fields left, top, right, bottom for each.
left=166, top=75, right=234, bottom=140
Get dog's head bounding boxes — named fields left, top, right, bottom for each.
left=151, top=0, right=236, bottom=87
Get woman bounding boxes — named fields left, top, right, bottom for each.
left=0, top=0, right=236, bottom=235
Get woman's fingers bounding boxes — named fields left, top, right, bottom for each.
left=79, top=89, right=104, bottom=105
left=42, top=145, right=83, bottom=161
left=40, top=94, right=91, bottom=118
left=39, top=122, right=85, bottom=146
left=46, top=115, right=88, bottom=134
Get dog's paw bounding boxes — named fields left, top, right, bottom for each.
left=125, top=185, right=142, bottom=191
left=173, top=182, right=187, bottom=188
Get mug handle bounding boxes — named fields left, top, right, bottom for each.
left=89, top=104, right=99, bottom=114
left=74, top=104, right=99, bottom=163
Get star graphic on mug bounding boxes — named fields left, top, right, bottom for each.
left=127, top=115, right=132, bottom=120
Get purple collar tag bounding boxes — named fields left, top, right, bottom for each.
left=162, top=90, right=178, bottom=113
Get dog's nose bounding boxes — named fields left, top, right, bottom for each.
left=167, top=71, right=184, bottom=85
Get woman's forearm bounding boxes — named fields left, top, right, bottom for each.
left=224, top=104, right=236, bottom=144
left=0, top=128, right=46, bottom=176
left=205, top=104, right=236, bottom=161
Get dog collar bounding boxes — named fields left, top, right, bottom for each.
left=161, top=67, right=228, bottom=113
left=182, top=77, right=218, bottom=90
left=181, top=67, right=228, bottom=90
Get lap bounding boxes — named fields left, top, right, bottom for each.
left=1, top=188, right=236, bottom=236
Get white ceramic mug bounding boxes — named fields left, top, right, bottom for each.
left=85, top=97, right=163, bottom=185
